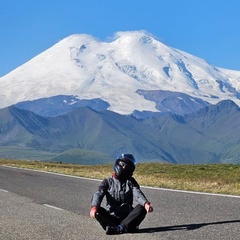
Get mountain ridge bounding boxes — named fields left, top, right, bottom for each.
left=0, top=100, right=239, bottom=164
left=1, top=31, right=240, bottom=115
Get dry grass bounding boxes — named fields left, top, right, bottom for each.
left=1, top=159, right=239, bottom=195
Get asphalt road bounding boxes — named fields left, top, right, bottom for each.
left=0, top=166, right=239, bottom=240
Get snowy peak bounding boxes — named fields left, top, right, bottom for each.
left=1, top=31, right=240, bottom=114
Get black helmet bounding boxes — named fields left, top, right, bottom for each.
left=114, top=153, right=137, bottom=179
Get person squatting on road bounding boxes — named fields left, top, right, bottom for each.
left=90, top=153, right=153, bottom=235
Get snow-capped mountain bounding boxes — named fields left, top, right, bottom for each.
left=1, top=30, right=240, bottom=115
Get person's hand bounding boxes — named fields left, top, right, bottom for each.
left=144, top=202, right=153, bottom=213
left=90, top=206, right=98, bottom=219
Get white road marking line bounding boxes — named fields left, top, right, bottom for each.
left=141, top=185, right=240, bottom=198
left=1, top=165, right=102, bottom=182
left=0, top=189, right=9, bottom=193
left=2, top=165, right=240, bottom=198
left=43, top=204, right=64, bottom=211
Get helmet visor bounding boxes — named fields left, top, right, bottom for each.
left=119, top=153, right=137, bottom=165
left=118, top=160, right=134, bottom=171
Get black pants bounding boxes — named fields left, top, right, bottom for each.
left=95, top=204, right=147, bottom=232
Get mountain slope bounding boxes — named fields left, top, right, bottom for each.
left=15, top=95, right=110, bottom=117
left=0, top=102, right=239, bottom=164
left=143, top=100, right=240, bottom=163
left=1, top=31, right=240, bottom=115
left=14, top=91, right=211, bottom=118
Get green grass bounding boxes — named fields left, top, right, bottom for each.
left=0, top=159, right=239, bottom=195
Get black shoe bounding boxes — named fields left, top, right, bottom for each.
left=106, top=225, right=124, bottom=235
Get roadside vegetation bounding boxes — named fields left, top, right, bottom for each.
left=1, top=159, right=239, bottom=195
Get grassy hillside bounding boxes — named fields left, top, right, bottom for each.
left=50, top=148, right=113, bottom=164
left=0, top=159, right=239, bottom=195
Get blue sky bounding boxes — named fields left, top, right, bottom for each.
left=1, top=0, right=240, bottom=77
